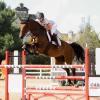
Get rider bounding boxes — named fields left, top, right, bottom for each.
left=35, top=12, right=61, bottom=47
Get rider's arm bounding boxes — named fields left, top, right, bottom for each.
left=45, top=23, right=52, bottom=31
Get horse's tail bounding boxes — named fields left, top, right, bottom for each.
left=70, top=42, right=85, bottom=64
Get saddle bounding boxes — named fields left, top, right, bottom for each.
left=48, top=31, right=61, bottom=47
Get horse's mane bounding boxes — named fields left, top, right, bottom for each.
left=30, top=19, right=47, bottom=35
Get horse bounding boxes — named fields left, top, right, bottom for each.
left=19, top=18, right=85, bottom=86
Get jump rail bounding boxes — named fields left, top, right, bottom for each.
left=0, top=48, right=89, bottom=100
left=25, top=48, right=89, bottom=100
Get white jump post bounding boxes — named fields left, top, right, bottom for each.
left=13, top=50, right=19, bottom=74
left=95, top=48, right=100, bottom=75
left=89, top=48, right=100, bottom=97
left=51, top=57, right=55, bottom=65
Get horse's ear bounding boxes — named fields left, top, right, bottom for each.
left=29, top=14, right=37, bottom=20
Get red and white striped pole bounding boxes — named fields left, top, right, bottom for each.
left=5, top=50, right=9, bottom=100
left=27, top=94, right=31, bottom=100
left=85, top=48, right=89, bottom=100
left=22, top=49, right=26, bottom=100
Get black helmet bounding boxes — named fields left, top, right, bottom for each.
left=36, top=12, right=44, bottom=19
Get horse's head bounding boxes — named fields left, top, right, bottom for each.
left=19, top=14, right=39, bottom=39
left=19, top=21, right=29, bottom=38
left=19, top=15, right=48, bottom=54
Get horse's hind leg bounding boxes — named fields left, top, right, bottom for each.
left=55, top=56, right=66, bottom=86
left=64, top=56, right=76, bottom=85
left=55, top=56, right=65, bottom=64
left=72, top=68, right=77, bottom=84
left=55, top=56, right=73, bottom=85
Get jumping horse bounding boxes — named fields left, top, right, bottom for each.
left=19, top=17, right=85, bottom=86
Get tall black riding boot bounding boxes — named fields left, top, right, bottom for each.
left=53, top=34, right=59, bottom=48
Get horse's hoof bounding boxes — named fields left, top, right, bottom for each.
left=65, top=82, right=73, bottom=86
left=75, top=84, right=79, bottom=88
left=75, top=81, right=85, bottom=87
left=61, top=80, right=66, bottom=86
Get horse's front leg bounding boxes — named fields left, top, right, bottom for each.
left=23, top=44, right=34, bottom=55
left=71, top=68, right=77, bottom=84
left=55, top=57, right=67, bottom=86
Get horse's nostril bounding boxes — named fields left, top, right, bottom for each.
left=19, top=35, right=23, bottom=39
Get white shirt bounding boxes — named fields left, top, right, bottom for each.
left=38, top=18, right=55, bottom=28
left=36, top=18, right=58, bottom=35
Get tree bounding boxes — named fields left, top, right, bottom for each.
left=78, top=24, right=100, bottom=49
left=77, top=21, right=100, bottom=65
left=0, top=1, right=22, bottom=63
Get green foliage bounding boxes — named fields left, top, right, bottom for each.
left=0, top=2, right=15, bottom=35
left=0, top=1, right=6, bottom=10
left=78, top=25, right=100, bottom=50
left=0, top=1, right=22, bottom=63
left=0, top=1, right=50, bottom=65
left=77, top=23, right=100, bottom=64
left=0, top=34, right=14, bottom=51
left=26, top=54, right=50, bottom=64
left=60, top=34, right=68, bottom=41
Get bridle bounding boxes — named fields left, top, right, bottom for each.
left=20, top=19, right=50, bottom=54
left=21, top=20, right=39, bottom=45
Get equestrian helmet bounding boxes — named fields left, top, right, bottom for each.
left=36, top=12, right=44, bottom=19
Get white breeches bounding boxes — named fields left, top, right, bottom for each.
left=46, top=24, right=57, bottom=42
left=51, top=24, right=57, bottom=35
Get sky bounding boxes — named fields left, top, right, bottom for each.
left=4, top=0, right=100, bottom=33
